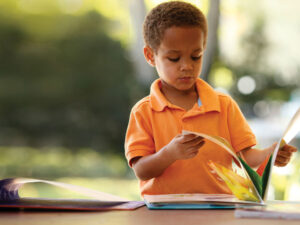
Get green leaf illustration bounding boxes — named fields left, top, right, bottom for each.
left=238, top=157, right=262, bottom=197
left=262, top=154, right=273, bottom=199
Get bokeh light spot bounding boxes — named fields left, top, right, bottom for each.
left=237, top=76, right=256, bottom=94
left=210, top=67, right=234, bottom=89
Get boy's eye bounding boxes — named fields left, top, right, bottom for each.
left=191, top=56, right=202, bottom=61
left=168, top=57, right=180, bottom=62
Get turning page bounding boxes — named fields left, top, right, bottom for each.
left=182, top=107, right=300, bottom=202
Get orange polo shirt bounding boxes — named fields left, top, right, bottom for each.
left=125, top=78, right=256, bottom=196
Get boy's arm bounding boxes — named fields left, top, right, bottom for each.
left=132, top=134, right=205, bottom=181
left=240, top=143, right=297, bottom=168
left=131, top=147, right=176, bottom=181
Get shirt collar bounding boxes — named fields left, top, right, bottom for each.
left=150, top=78, right=221, bottom=113
left=196, top=78, right=221, bottom=113
left=149, top=79, right=171, bottom=111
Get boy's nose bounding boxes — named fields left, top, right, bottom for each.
left=180, top=61, right=193, bottom=71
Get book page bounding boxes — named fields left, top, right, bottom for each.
left=182, top=106, right=300, bottom=202
left=264, top=107, right=300, bottom=201
left=0, top=178, right=128, bottom=201
left=144, top=193, right=263, bottom=206
left=182, top=130, right=263, bottom=203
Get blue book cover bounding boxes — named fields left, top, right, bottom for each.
left=144, top=193, right=263, bottom=210
left=145, top=200, right=236, bottom=210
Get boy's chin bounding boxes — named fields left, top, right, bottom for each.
left=161, top=79, right=196, bottom=92
left=174, top=83, right=196, bottom=92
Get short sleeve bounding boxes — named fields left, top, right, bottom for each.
left=227, top=98, right=256, bottom=152
left=125, top=106, right=155, bottom=167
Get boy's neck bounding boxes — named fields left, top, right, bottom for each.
left=160, top=81, right=198, bottom=111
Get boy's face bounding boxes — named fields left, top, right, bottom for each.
left=144, top=26, right=205, bottom=92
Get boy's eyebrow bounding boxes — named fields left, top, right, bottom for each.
left=166, top=48, right=204, bottom=54
left=166, top=50, right=181, bottom=54
left=193, top=48, right=204, bottom=53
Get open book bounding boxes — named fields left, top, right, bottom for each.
left=144, top=193, right=263, bottom=210
left=0, top=178, right=144, bottom=211
left=144, top=107, right=300, bottom=209
left=184, top=107, right=300, bottom=203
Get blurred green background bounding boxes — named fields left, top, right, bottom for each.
left=0, top=0, right=299, bottom=201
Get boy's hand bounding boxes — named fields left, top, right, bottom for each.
left=165, top=133, right=205, bottom=161
left=275, top=144, right=297, bottom=167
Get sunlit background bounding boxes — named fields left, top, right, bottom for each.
left=0, top=0, right=299, bottom=201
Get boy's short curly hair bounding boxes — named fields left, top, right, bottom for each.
left=143, top=1, right=208, bottom=52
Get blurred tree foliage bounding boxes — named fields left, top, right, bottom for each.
left=209, top=15, right=298, bottom=117
left=0, top=9, right=139, bottom=153
left=230, top=17, right=295, bottom=103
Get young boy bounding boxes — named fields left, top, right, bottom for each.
left=125, top=1, right=297, bottom=196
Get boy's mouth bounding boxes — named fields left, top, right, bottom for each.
left=179, top=77, right=193, bottom=82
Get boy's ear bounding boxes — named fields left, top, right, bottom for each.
left=143, top=46, right=155, bottom=67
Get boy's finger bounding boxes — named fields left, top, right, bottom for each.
left=275, top=161, right=287, bottom=167
left=187, top=141, right=205, bottom=152
left=288, top=146, right=297, bottom=152
left=181, top=134, right=203, bottom=143
left=281, top=145, right=297, bottom=153
left=197, top=140, right=205, bottom=148
left=275, top=156, right=290, bottom=165
left=276, top=155, right=290, bottom=164
left=189, top=140, right=205, bottom=151
left=277, top=150, right=292, bottom=157
left=188, top=138, right=205, bottom=147
left=180, top=134, right=196, bottom=141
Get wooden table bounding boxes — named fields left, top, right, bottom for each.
left=1, top=206, right=299, bottom=225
